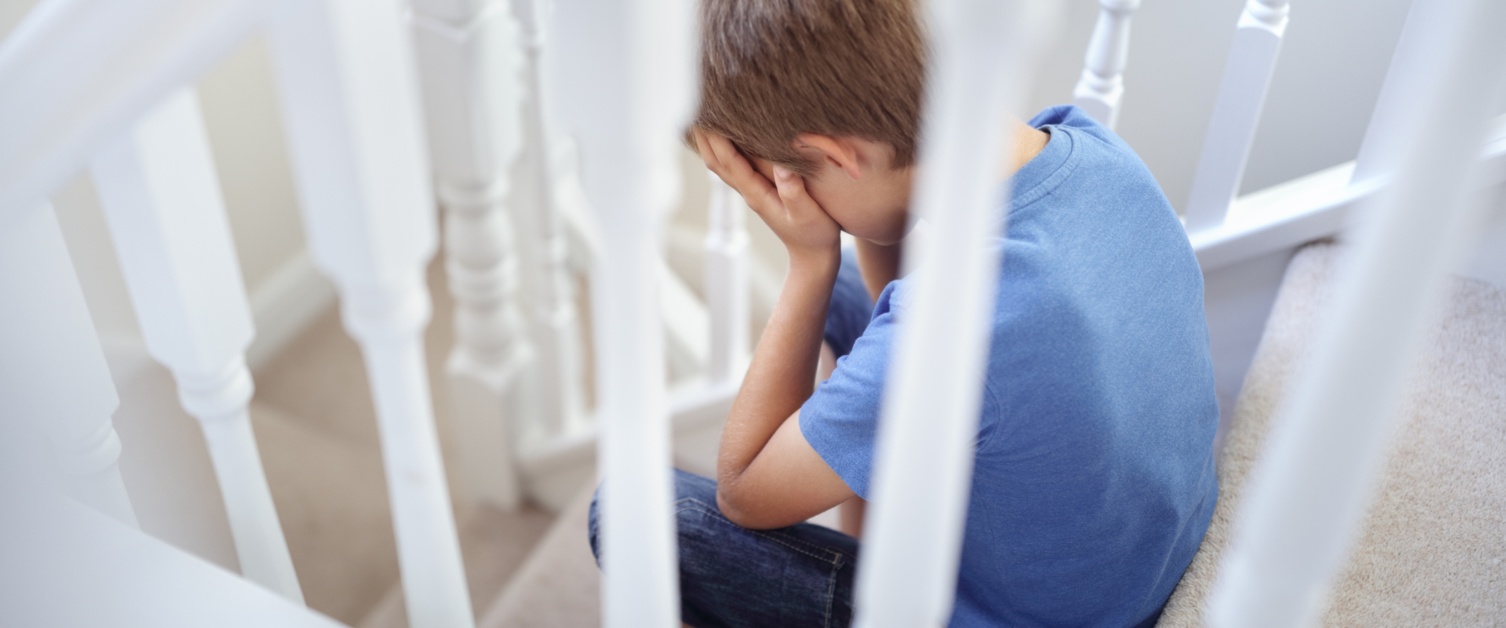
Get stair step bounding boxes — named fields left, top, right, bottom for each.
left=480, top=488, right=600, bottom=628
left=357, top=503, right=555, bottom=628
left=1158, top=243, right=1506, bottom=625
left=250, top=400, right=401, bottom=625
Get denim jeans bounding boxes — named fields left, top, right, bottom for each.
left=588, top=469, right=860, bottom=628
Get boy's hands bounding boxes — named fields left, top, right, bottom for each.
left=693, top=129, right=840, bottom=266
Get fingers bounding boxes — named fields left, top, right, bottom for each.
left=692, top=129, right=720, bottom=172
left=772, top=166, right=818, bottom=217
left=695, top=130, right=779, bottom=211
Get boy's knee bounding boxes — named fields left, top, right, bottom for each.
left=588, top=471, right=716, bottom=569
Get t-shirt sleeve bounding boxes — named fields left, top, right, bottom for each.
left=798, top=286, right=903, bottom=499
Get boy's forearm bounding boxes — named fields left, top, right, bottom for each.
left=855, top=238, right=902, bottom=302
left=717, top=251, right=840, bottom=486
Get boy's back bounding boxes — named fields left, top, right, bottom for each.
left=800, top=105, right=1219, bottom=626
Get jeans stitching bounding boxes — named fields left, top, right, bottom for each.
left=675, top=497, right=850, bottom=626
left=822, top=553, right=843, bottom=628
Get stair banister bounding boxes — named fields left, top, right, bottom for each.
left=1205, top=0, right=1506, bottom=625
left=508, top=0, right=590, bottom=439
left=0, top=0, right=269, bottom=215
left=0, top=205, right=138, bottom=528
left=1350, top=0, right=1453, bottom=187
left=1182, top=0, right=1292, bottom=232
left=545, top=0, right=697, bottom=622
left=1072, top=0, right=1141, bottom=131
left=852, top=1, right=1056, bottom=626
left=268, top=0, right=474, bottom=626
left=410, top=0, right=534, bottom=512
left=89, top=87, right=303, bottom=603
left=705, top=178, right=751, bottom=385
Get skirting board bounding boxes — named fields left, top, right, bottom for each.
left=245, top=250, right=336, bottom=372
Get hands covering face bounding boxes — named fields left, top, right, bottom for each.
left=692, top=129, right=841, bottom=265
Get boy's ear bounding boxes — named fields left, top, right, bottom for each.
left=793, top=134, right=864, bottom=180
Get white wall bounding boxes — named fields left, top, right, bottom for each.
left=1028, top=0, right=1417, bottom=209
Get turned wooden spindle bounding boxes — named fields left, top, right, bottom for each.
left=704, top=177, right=750, bottom=384
left=270, top=0, right=473, bottom=625
left=0, top=205, right=138, bottom=528
left=1183, top=0, right=1293, bottom=231
left=547, top=0, right=699, bottom=623
left=411, top=0, right=535, bottom=511
left=1073, top=0, right=1141, bottom=130
left=90, top=87, right=302, bottom=602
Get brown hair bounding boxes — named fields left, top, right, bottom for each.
left=694, top=0, right=927, bottom=176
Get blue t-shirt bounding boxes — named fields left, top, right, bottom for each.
left=800, top=105, right=1219, bottom=627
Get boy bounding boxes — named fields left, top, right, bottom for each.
left=589, top=0, right=1218, bottom=625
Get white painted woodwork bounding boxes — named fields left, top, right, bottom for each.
left=545, top=0, right=697, bottom=622
left=1207, top=0, right=1506, bottom=625
left=410, top=0, right=533, bottom=511
left=0, top=495, right=343, bottom=628
left=267, top=0, right=474, bottom=625
left=853, top=1, right=1056, bottom=626
left=0, top=205, right=137, bottom=527
left=0, top=0, right=269, bottom=214
left=1351, top=0, right=1454, bottom=186
left=1182, top=0, right=1292, bottom=232
left=660, top=258, right=712, bottom=380
left=704, top=178, right=750, bottom=383
left=1072, top=0, right=1141, bottom=130
left=89, top=88, right=302, bottom=602
left=508, top=1, right=589, bottom=439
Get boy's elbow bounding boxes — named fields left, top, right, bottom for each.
left=715, top=482, right=778, bottom=530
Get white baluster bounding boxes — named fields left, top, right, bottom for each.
left=704, top=177, right=749, bottom=384
left=0, top=0, right=271, bottom=214
left=1207, top=1, right=1506, bottom=626
left=89, top=88, right=303, bottom=602
left=509, top=0, right=589, bottom=436
left=853, top=1, right=1058, bottom=626
left=1072, top=0, right=1141, bottom=130
left=546, top=0, right=697, bottom=623
left=0, top=205, right=138, bottom=527
left=411, top=0, right=534, bottom=511
left=1182, top=0, right=1292, bottom=232
left=269, top=1, right=474, bottom=626
left=1351, top=0, right=1453, bottom=186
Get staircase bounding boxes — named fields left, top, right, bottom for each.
left=1159, top=242, right=1506, bottom=626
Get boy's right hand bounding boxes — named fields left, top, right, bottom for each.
left=693, top=129, right=841, bottom=267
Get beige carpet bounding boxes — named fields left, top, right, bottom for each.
left=480, top=488, right=601, bottom=628
left=1159, top=243, right=1506, bottom=626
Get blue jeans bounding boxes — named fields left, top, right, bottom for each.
left=588, top=470, right=860, bottom=627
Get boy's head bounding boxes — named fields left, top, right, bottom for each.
left=694, top=0, right=926, bottom=243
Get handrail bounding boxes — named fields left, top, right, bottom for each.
left=0, top=0, right=270, bottom=213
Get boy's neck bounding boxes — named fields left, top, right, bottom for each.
left=999, top=117, right=1051, bottom=182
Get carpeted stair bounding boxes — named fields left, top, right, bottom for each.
left=1159, top=242, right=1506, bottom=626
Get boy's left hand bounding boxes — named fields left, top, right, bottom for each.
left=693, top=129, right=840, bottom=266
